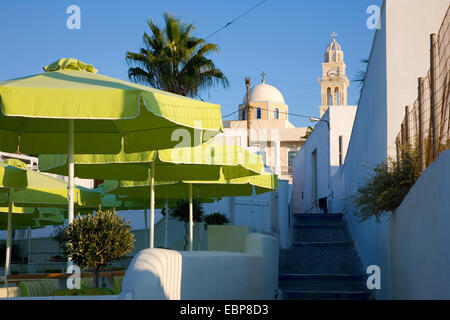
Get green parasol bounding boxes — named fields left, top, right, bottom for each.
left=0, top=58, right=224, bottom=224
left=38, top=141, right=264, bottom=248
left=104, top=170, right=278, bottom=250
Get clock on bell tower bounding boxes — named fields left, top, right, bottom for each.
left=318, top=32, right=349, bottom=117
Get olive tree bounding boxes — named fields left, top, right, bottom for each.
left=61, top=210, right=135, bottom=287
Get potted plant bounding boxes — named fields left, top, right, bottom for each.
left=60, top=210, right=135, bottom=288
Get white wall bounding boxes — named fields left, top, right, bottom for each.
left=292, top=106, right=356, bottom=214
left=385, top=0, right=449, bottom=158
left=202, top=180, right=290, bottom=248
left=389, top=151, right=450, bottom=299
left=292, top=112, right=330, bottom=214
left=120, top=233, right=279, bottom=300
left=343, top=0, right=449, bottom=300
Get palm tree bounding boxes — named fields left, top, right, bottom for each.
left=353, top=59, right=369, bottom=91
left=126, top=13, right=229, bottom=98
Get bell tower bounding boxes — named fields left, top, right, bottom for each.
left=318, top=32, right=349, bottom=117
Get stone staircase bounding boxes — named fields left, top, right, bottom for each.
left=278, top=213, right=372, bottom=300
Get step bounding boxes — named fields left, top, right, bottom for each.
left=279, top=247, right=364, bottom=274
left=293, top=213, right=343, bottom=220
left=293, top=228, right=350, bottom=242
left=293, top=223, right=346, bottom=229
left=293, top=214, right=344, bottom=225
left=279, top=279, right=368, bottom=292
left=282, top=290, right=371, bottom=300
left=292, top=241, right=353, bottom=248
left=279, top=274, right=366, bottom=282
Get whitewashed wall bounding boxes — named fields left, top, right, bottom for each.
left=120, top=233, right=279, bottom=300
left=343, top=0, right=449, bottom=299
left=292, top=106, right=356, bottom=214
left=390, top=151, right=450, bottom=299
left=292, top=112, right=330, bottom=214
left=202, top=180, right=291, bottom=249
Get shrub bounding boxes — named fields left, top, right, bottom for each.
left=169, top=199, right=204, bottom=250
left=204, top=213, right=229, bottom=226
left=60, top=210, right=135, bottom=287
left=353, top=146, right=420, bottom=222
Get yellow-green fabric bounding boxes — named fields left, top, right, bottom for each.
left=38, top=142, right=264, bottom=181
left=43, top=58, right=98, bottom=74
left=113, top=276, right=124, bottom=294
left=0, top=160, right=99, bottom=230
left=0, top=208, right=65, bottom=230
left=104, top=170, right=278, bottom=199
left=0, top=58, right=223, bottom=154
left=3, top=164, right=101, bottom=208
left=19, top=279, right=58, bottom=297
left=0, top=162, right=27, bottom=189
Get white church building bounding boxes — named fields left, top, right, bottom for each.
left=292, top=34, right=357, bottom=214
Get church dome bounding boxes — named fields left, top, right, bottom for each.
left=242, top=82, right=285, bottom=104
left=326, top=39, right=342, bottom=52
left=325, top=34, right=344, bottom=63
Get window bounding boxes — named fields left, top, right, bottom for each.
left=274, top=108, right=279, bottom=119
left=338, top=135, right=343, bottom=165
left=256, top=108, right=262, bottom=119
left=288, top=151, right=297, bottom=174
left=241, top=109, right=246, bottom=120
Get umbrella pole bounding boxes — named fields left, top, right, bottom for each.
left=68, top=119, right=75, bottom=225
left=67, top=119, right=75, bottom=268
left=189, top=184, right=193, bottom=251
left=164, top=199, right=169, bottom=249
left=144, top=206, right=148, bottom=249
left=4, top=201, right=13, bottom=287
left=27, top=226, right=32, bottom=274
left=149, top=162, right=155, bottom=249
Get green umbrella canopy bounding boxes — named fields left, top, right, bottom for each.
left=0, top=162, right=28, bottom=190
left=38, top=141, right=265, bottom=181
left=100, top=193, right=216, bottom=211
left=0, top=207, right=65, bottom=230
left=103, top=169, right=279, bottom=199
left=0, top=58, right=223, bottom=155
left=0, top=159, right=100, bottom=208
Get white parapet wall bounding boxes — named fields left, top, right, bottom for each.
left=390, top=150, right=450, bottom=299
left=119, top=233, right=279, bottom=300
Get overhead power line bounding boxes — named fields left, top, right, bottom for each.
left=222, top=105, right=316, bottom=120
left=205, top=0, right=268, bottom=40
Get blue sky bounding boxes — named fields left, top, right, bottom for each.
left=0, top=0, right=382, bottom=127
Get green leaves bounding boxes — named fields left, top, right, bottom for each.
left=61, top=210, right=135, bottom=272
left=126, top=12, right=229, bottom=98
left=169, top=199, right=204, bottom=250
left=169, top=199, right=204, bottom=223
left=353, top=146, right=421, bottom=223
left=204, top=212, right=229, bottom=226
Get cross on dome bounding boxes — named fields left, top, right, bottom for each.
left=260, top=71, right=267, bottom=83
